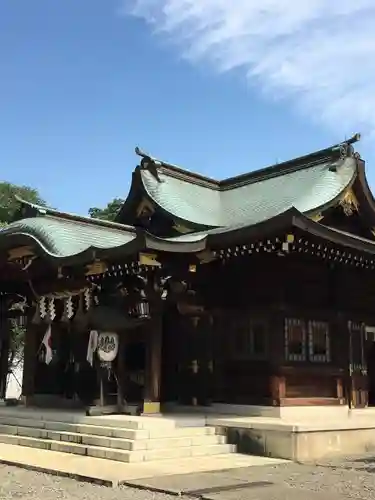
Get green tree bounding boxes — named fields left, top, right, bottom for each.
left=88, top=197, right=124, bottom=222
left=0, top=182, right=46, bottom=226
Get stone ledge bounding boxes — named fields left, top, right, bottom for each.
left=215, top=422, right=375, bottom=462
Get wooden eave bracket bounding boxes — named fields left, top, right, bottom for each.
left=196, top=249, right=216, bottom=264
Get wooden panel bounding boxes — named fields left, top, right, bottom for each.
left=285, top=373, right=337, bottom=398
left=211, top=310, right=273, bottom=405
left=351, top=373, right=368, bottom=408
left=214, top=360, right=272, bottom=404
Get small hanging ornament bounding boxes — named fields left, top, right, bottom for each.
left=93, top=287, right=100, bottom=306
left=48, top=297, right=56, bottom=322
left=83, top=289, right=92, bottom=311
left=61, top=296, right=74, bottom=323
left=39, top=297, right=47, bottom=319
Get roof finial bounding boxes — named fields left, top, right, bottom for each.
left=135, top=147, right=163, bottom=183
left=347, top=132, right=361, bottom=144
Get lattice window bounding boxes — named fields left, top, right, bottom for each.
left=349, top=321, right=365, bottom=371
left=308, top=320, right=330, bottom=363
left=285, top=318, right=306, bottom=361
left=365, top=326, right=375, bottom=343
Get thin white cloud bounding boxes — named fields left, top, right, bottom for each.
left=124, top=0, right=375, bottom=137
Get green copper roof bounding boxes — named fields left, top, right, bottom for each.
left=0, top=200, right=209, bottom=262
left=140, top=156, right=357, bottom=228
left=0, top=215, right=137, bottom=260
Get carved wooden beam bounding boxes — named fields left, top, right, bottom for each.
left=7, top=246, right=35, bottom=261
left=85, top=261, right=108, bottom=276
left=136, top=197, right=155, bottom=218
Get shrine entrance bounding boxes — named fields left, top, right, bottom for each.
left=160, top=306, right=214, bottom=407
left=123, top=340, right=146, bottom=404
left=366, top=327, right=375, bottom=407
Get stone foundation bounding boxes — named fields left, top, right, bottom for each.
left=210, top=416, right=375, bottom=462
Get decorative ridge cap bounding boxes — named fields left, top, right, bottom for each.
left=134, top=133, right=361, bottom=191
left=15, top=196, right=137, bottom=233
left=135, top=146, right=219, bottom=187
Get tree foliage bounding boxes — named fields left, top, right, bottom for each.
left=0, top=182, right=47, bottom=225
left=88, top=198, right=124, bottom=222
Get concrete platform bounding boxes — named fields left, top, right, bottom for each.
left=0, top=442, right=287, bottom=488
left=208, top=413, right=375, bottom=462
left=3, top=405, right=375, bottom=463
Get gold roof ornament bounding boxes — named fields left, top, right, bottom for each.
left=339, top=188, right=359, bottom=216
left=172, top=222, right=192, bottom=234
left=138, top=252, right=161, bottom=267
left=310, top=212, right=324, bottom=222
left=85, top=260, right=108, bottom=276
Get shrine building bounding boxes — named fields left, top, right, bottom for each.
left=0, top=132, right=374, bottom=420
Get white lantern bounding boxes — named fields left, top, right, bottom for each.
left=97, top=332, right=119, bottom=362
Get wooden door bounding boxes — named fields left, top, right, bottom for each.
left=177, top=314, right=214, bottom=406
left=348, top=320, right=367, bottom=408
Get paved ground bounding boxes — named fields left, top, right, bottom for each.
left=3, top=454, right=375, bottom=499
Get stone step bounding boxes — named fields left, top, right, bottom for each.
left=0, top=419, right=216, bottom=440
left=0, top=433, right=235, bottom=462
left=0, top=410, right=178, bottom=431
left=0, top=424, right=225, bottom=451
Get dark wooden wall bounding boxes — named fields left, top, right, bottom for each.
left=162, top=248, right=375, bottom=407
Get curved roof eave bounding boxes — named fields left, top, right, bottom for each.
left=0, top=230, right=143, bottom=266
left=118, top=168, right=216, bottom=230
left=206, top=207, right=301, bottom=247
left=304, top=163, right=358, bottom=219
left=145, top=232, right=208, bottom=253
left=115, top=169, right=146, bottom=224
left=351, top=160, right=375, bottom=227
left=205, top=206, right=375, bottom=256
left=293, top=212, right=375, bottom=255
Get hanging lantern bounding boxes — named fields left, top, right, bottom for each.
left=97, top=332, right=119, bottom=362
left=135, top=299, right=150, bottom=319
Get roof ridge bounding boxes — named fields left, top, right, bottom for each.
left=136, top=134, right=361, bottom=191
left=14, top=197, right=137, bottom=233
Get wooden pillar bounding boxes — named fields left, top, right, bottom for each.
left=271, top=375, right=286, bottom=406
left=21, top=320, right=38, bottom=402
left=117, top=333, right=125, bottom=411
left=143, top=316, right=162, bottom=414
left=269, top=303, right=287, bottom=406
left=0, top=298, right=10, bottom=400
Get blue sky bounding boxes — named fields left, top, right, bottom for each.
left=1, top=0, right=374, bottom=215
